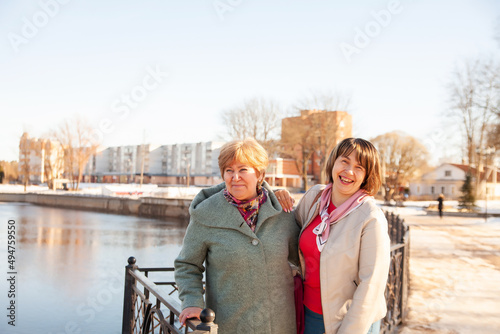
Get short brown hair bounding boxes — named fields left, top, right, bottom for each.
left=218, top=138, right=269, bottom=179
left=324, top=138, right=382, bottom=196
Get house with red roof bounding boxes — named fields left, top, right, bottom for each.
left=409, top=163, right=500, bottom=200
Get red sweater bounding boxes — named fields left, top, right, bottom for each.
left=299, top=201, right=336, bottom=314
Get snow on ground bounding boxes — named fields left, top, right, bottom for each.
left=394, top=210, right=500, bottom=333
left=0, top=183, right=203, bottom=198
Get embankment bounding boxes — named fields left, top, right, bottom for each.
left=0, top=193, right=192, bottom=221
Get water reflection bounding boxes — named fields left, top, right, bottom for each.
left=0, top=202, right=187, bottom=334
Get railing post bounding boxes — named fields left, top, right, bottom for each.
left=194, top=308, right=218, bottom=333
left=122, top=256, right=138, bottom=334
left=401, top=228, right=410, bottom=322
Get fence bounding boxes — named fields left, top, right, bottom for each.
left=122, top=257, right=218, bottom=333
left=381, top=211, right=410, bottom=333
left=123, top=211, right=409, bottom=333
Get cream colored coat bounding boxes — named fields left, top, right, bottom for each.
left=294, top=184, right=390, bottom=334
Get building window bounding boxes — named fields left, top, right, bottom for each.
left=431, top=186, right=435, bottom=194
left=445, top=170, right=451, bottom=177
left=441, top=186, right=445, bottom=194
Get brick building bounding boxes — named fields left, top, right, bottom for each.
left=281, top=110, right=352, bottom=187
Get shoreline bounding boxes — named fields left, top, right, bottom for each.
left=0, top=192, right=192, bottom=222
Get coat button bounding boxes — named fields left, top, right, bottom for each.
left=251, top=239, right=259, bottom=246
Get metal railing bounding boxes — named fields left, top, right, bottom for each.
left=381, top=211, right=410, bottom=333
left=122, top=257, right=217, bottom=334
left=123, top=211, right=409, bottom=334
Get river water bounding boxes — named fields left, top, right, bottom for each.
left=0, top=202, right=187, bottom=334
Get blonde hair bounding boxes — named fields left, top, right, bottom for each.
left=218, top=138, right=269, bottom=179
left=324, top=137, right=382, bottom=196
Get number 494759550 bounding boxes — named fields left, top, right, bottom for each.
left=7, top=220, right=15, bottom=271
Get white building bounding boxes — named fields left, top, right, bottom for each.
left=409, top=163, right=500, bottom=200
left=18, top=133, right=64, bottom=185
left=87, top=141, right=224, bottom=185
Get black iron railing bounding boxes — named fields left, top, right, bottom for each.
left=123, top=211, right=409, bottom=333
left=381, top=211, right=410, bottom=334
left=122, top=257, right=217, bottom=334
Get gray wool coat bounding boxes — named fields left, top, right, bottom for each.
left=174, top=182, right=300, bottom=334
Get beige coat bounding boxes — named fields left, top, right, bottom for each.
left=294, top=184, right=390, bottom=334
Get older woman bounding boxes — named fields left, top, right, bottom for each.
left=174, top=138, right=300, bottom=334
left=277, top=138, right=390, bottom=334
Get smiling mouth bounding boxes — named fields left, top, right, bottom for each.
left=339, top=176, right=354, bottom=184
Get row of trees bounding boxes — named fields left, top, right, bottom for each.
left=19, top=117, right=99, bottom=191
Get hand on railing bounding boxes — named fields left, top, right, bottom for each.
left=180, top=306, right=203, bottom=325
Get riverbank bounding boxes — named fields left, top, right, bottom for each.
left=0, top=192, right=192, bottom=221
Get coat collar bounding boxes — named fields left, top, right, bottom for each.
left=189, top=181, right=282, bottom=236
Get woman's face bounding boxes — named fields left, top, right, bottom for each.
left=223, top=161, right=261, bottom=201
left=331, top=151, right=366, bottom=202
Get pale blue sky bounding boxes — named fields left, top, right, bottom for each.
left=1, top=0, right=499, bottom=163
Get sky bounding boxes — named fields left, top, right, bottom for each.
left=1, top=0, right=499, bottom=164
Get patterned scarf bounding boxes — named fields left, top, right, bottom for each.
left=313, top=183, right=372, bottom=252
left=224, top=185, right=268, bottom=232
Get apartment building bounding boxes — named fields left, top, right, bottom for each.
left=86, top=141, right=225, bottom=185
left=18, top=132, right=64, bottom=185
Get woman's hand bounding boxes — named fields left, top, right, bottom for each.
left=179, top=307, right=203, bottom=325
left=274, top=189, right=295, bottom=213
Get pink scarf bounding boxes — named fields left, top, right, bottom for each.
left=313, top=183, right=372, bottom=252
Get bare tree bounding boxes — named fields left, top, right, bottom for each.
left=41, top=138, right=65, bottom=190
left=19, top=132, right=32, bottom=192
left=293, top=89, right=352, bottom=115
left=281, top=110, right=352, bottom=190
left=281, top=116, right=316, bottom=190
left=371, top=132, right=429, bottom=202
left=448, top=58, right=500, bottom=195
left=53, top=116, right=99, bottom=190
left=221, top=97, right=282, bottom=156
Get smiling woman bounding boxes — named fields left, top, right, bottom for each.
left=276, top=137, right=390, bottom=334
left=174, top=138, right=300, bottom=334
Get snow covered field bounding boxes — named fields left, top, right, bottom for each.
left=387, top=206, right=500, bottom=333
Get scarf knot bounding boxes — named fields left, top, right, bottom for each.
left=313, top=184, right=372, bottom=252
left=224, top=186, right=267, bottom=232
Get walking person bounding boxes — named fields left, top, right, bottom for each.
left=276, top=138, right=391, bottom=334
left=174, top=138, right=300, bottom=334
left=437, top=193, right=444, bottom=218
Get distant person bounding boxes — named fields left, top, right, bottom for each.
left=437, top=193, right=444, bottom=218
left=276, top=138, right=391, bottom=334
left=174, top=138, right=300, bottom=334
